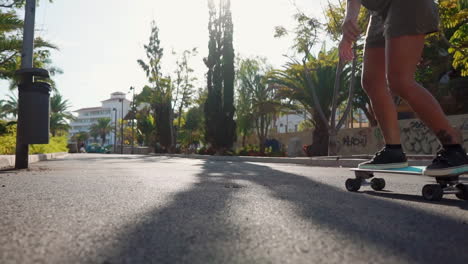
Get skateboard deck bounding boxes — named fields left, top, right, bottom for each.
left=346, top=166, right=468, bottom=202
left=351, top=166, right=426, bottom=176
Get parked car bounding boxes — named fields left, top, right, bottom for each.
left=86, top=144, right=111, bottom=154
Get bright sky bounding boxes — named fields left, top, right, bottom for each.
left=1, top=0, right=338, bottom=111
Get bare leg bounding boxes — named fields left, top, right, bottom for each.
left=362, top=47, right=401, bottom=144
left=386, top=35, right=462, bottom=145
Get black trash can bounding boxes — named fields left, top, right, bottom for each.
left=17, top=81, right=51, bottom=144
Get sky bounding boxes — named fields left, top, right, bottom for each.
left=1, top=0, right=338, bottom=111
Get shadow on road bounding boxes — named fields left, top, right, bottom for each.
left=99, top=159, right=468, bottom=263
left=363, top=190, right=468, bottom=210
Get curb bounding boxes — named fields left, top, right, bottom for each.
left=149, top=153, right=432, bottom=168
left=0, top=152, right=69, bottom=170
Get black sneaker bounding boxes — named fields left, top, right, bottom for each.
left=424, top=148, right=468, bottom=177
left=358, top=147, right=408, bottom=169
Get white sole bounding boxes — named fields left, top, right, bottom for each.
left=358, top=162, right=409, bottom=170
left=423, top=165, right=468, bottom=177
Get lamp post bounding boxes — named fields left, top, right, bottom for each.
left=112, top=108, right=117, bottom=153
left=119, top=98, right=124, bottom=154
left=129, top=86, right=135, bottom=155
left=15, top=0, right=36, bottom=169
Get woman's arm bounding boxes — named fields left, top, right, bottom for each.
left=339, top=0, right=362, bottom=61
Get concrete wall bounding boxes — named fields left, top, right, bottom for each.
left=112, top=146, right=153, bottom=155
left=336, top=114, right=468, bottom=156
left=236, top=114, right=468, bottom=157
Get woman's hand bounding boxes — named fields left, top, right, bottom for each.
left=339, top=18, right=360, bottom=61
left=339, top=38, right=354, bottom=62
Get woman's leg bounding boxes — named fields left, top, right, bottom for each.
left=359, top=46, right=408, bottom=169
left=386, top=34, right=462, bottom=145
left=362, top=47, right=401, bottom=144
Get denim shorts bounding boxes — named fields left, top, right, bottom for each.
left=364, top=0, right=440, bottom=48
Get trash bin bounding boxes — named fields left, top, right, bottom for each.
left=17, top=81, right=51, bottom=144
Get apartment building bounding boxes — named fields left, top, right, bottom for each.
left=69, top=92, right=131, bottom=145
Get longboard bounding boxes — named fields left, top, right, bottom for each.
left=346, top=166, right=468, bottom=202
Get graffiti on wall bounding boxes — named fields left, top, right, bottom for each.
left=342, top=131, right=368, bottom=148
left=401, top=121, right=439, bottom=154
left=337, top=115, right=468, bottom=156
left=336, top=128, right=378, bottom=155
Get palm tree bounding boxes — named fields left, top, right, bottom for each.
left=268, top=50, right=347, bottom=156
left=89, top=118, right=113, bottom=145
left=0, top=92, right=18, bottom=119
left=50, top=92, right=74, bottom=136
left=73, top=131, right=89, bottom=149
left=237, top=57, right=279, bottom=153
left=0, top=7, right=60, bottom=87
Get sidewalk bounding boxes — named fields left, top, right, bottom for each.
left=0, top=152, right=68, bottom=169
left=1, top=152, right=432, bottom=170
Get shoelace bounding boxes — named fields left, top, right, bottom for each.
left=371, top=148, right=386, bottom=160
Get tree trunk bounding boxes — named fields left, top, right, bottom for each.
left=328, top=129, right=338, bottom=156
left=309, top=113, right=329, bottom=156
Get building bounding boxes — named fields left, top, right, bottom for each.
left=274, top=109, right=370, bottom=134
left=274, top=112, right=309, bottom=133
left=69, top=92, right=131, bottom=146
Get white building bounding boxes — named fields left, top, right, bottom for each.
left=274, top=112, right=309, bottom=133
left=69, top=92, right=131, bottom=146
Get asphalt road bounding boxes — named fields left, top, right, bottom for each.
left=1, top=154, right=468, bottom=264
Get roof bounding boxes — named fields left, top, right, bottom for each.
left=74, top=107, right=112, bottom=112
left=74, top=107, right=103, bottom=112
left=101, top=98, right=131, bottom=103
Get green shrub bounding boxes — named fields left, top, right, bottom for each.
left=0, top=123, right=17, bottom=155
left=30, top=135, right=69, bottom=154
left=0, top=124, right=69, bottom=155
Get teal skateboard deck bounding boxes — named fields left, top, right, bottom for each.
left=351, top=166, right=426, bottom=175
left=346, top=166, right=468, bottom=202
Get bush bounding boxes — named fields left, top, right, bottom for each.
left=303, top=144, right=313, bottom=157
left=236, top=145, right=286, bottom=157
left=29, top=135, right=69, bottom=154
left=0, top=123, right=17, bottom=155
left=0, top=124, right=69, bottom=155
left=197, top=146, right=215, bottom=155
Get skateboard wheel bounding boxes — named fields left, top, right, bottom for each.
left=345, top=178, right=361, bottom=192
left=422, top=184, right=443, bottom=201
left=370, top=178, right=386, bottom=191
left=455, top=184, right=468, bottom=201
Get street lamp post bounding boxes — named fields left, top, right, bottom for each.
left=129, top=87, right=135, bottom=155
left=113, top=108, right=117, bottom=153
left=15, top=0, right=37, bottom=169
left=119, top=98, right=124, bottom=154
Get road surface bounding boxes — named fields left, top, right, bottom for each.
left=1, top=154, right=468, bottom=264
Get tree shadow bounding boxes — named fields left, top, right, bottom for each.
left=363, top=191, right=468, bottom=210
left=99, top=160, right=468, bottom=264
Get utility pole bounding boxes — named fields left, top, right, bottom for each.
left=120, top=99, right=124, bottom=154
left=15, top=0, right=37, bottom=169
left=113, top=108, right=117, bottom=153
left=129, top=87, right=135, bottom=155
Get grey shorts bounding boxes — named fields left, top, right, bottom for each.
left=365, top=0, right=440, bottom=48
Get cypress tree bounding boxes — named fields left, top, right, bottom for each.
left=204, top=0, right=236, bottom=153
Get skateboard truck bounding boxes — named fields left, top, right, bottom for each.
left=422, top=176, right=467, bottom=201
